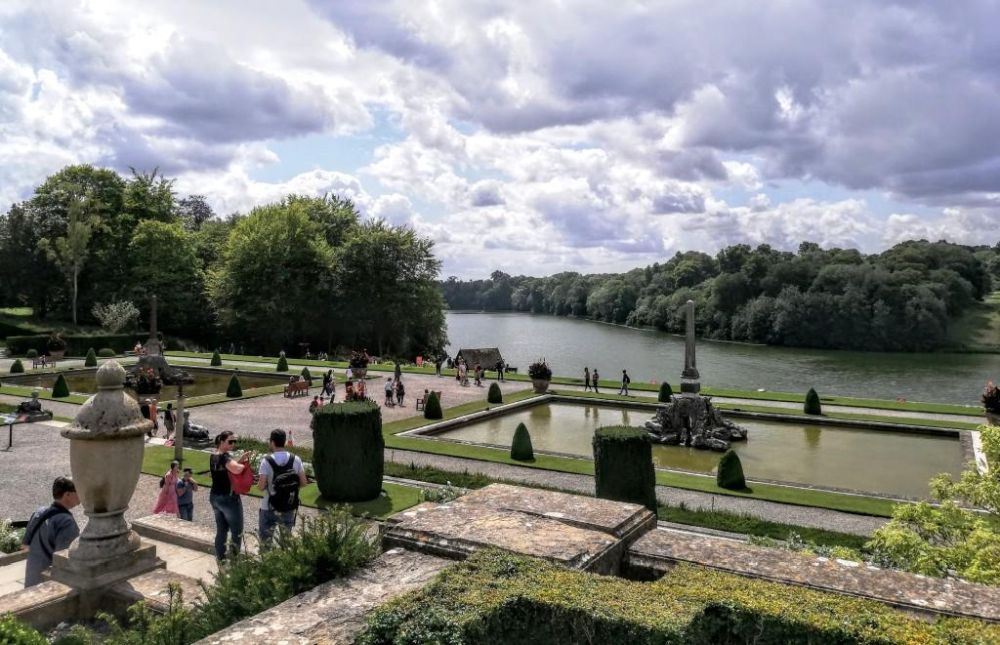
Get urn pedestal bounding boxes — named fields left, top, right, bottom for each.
left=532, top=378, right=550, bottom=394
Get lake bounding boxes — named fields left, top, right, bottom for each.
left=444, top=312, right=1000, bottom=405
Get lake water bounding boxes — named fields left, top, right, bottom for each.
left=438, top=402, right=964, bottom=498
left=445, top=312, right=1000, bottom=404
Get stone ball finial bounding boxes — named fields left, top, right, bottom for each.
left=96, top=360, right=126, bottom=390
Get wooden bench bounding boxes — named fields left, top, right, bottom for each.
left=415, top=390, right=442, bottom=411
left=31, top=357, right=55, bottom=369
left=284, top=381, right=309, bottom=397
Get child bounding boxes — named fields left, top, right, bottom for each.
left=385, top=378, right=394, bottom=406
left=176, top=468, right=197, bottom=521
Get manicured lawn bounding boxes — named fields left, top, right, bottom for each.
left=947, top=291, right=1000, bottom=352
left=0, top=382, right=89, bottom=404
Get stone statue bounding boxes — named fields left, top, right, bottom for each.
left=14, top=391, right=52, bottom=422
left=125, top=294, right=193, bottom=389
left=680, top=299, right=700, bottom=394
left=144, top=294, right=162, bottom=357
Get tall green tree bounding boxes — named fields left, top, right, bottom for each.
left=38, top=185, right=102, bottom=324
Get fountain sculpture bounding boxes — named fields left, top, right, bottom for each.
left=645, top=300, right=748, bottom=451
left=125, top=294, right=193, bottom=393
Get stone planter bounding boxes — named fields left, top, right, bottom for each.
left=48, top=350, right=65, bottom=360
left=351, top=367, right=368, bottom=379
left=532, top=378, right=550, bottom=394
left=987, top=411, right=1000, bottom=426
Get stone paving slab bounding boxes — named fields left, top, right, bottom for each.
left=627, top=528, right=1000, bottom=623
left=109, top=567, right=206, bottom=611
left=197, top=548, right=450, bottom=644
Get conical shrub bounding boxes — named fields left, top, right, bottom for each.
left=226, top=373, right=243, bottom=398
left=488, top=382, right=503, bottom=404
left=301, top=366, right=312, bottom=382
left=424, top=391, right=442, bottom=419
left=276, top=356, right=289, bottom=372
left=716, top=450, right=746, bottom=490
left=312, top=400, right=384, bottom=501
left=511, top=423, right=534, bottom=461
left=658, top=382, right=673, bottom=402
left=84, top=347, right=97, bottom=367
left=804, top=388, right=822, bottom=415
left=51, top=373, right=70, bottom=398
left=9, top=359, right=24, bottom=374
left=211, top=350, right=222, bottom=366
left=593, top=426, right=656, bottom=511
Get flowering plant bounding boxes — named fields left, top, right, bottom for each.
left=528, top=359, right=552, bottom=381
left=349, top=350, right=370, bottom=368
left=983, top=381, right=1000, bottom=413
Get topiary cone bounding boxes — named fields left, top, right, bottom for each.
left=226, top=373, right=243, bottom=397
left=301, top=366, right=312, bottom=382
left=84, top=347, right=97, bottom=367
left=804, top=388, right=822, bottom=415
left=51, top=373, right=70, bottom=398
left=423, top=391, right=443, bottom=419
left=658, top=382, right=673, bottom=402
left=211, top=350, right=222, bottom=366
left=716, top=449, right=746, bottom=490
left=312, top=400, right=384, bottom=501
left=511, top=423, right=534, bottom=461
left=276, top=356, right=289, bottom=372
left=10, top=359, right=24, bottom=374
left=488, top=382, right=503, bottom=404
left=593, top=426, right=656, bottom=511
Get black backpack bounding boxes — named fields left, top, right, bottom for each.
left=267, top=455, right=300, bottom=512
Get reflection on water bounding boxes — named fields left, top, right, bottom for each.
left=440, top=402, right=965, bottom=498
left=7, top=368, right=285, bottom=400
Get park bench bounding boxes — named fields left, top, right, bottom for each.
left=31, top=357, right=55, bottom=369
left=415, top=390, right=442, bottom=411
left=284, top=381, right=310, bottom=397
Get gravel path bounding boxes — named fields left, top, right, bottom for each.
left=386, top=449, right=888, bottom=537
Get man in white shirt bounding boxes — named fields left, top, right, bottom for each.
left=257, top=429, right=307, bottom=543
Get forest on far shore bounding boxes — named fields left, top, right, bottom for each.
left=441, top=241, right=1000, bottom=352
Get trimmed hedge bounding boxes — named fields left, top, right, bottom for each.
left=9, top=359, right=24, bottom=374
left=0, top=318, right=42, bottom=340
left=276, top=355, right=289, bottom=372
left=358, top=550, right=1000, bottom=645
left=312, top=400, right=384, bottom=501
left=51, top=373, right=70, bottom=398
left=424, top=391, right=442, bottom=419
left=226, top=374, right=243, bottom=398
left=805, top=387, right=822, bottom=415
left=84, top=347, right=97, bottom=367
left=211, top=350, right=222, bottom=366
left=301, top=366, right=312, bottom=382
left=5, top=333, right=142, bottom=356
left=658, top=381, right=673, bottom=402
left=593, top=426, right=656, bottom=511
left=487, top=382, right=502, bottom=404
left=97, top=347, right=116, bottom=357
left=510, top=423, right=534, bottom=461
left=716, top=449, right=746, bottom=490
left=25, top=348, right=38, bottom=359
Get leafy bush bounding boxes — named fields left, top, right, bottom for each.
left=91, top=300, right=139, bottom=333
left=25, top=348, right=38, bottom=359
left=593, top=426, right=656, bottom=511
left=487, top=382, right=502, bottom=404
left=0, top=518, right=24, bottom=553
left=51, top=373, right=70, bottom=398
left=276, top=355, right=289, bottom=372
left=47, top=332, right=67, bottom=352
left=528, top=359, right=552, bottom=380
left=349, top=350, right=370, bottom=368
left=6, top=333, right=142, bottom=356
left=312, top=401, right=384, bottom=501
left=0, top=614, right=46, bottom=645
left=98, top=347, right=116, bottom=358
left=716, top=450, right=746, bottom=490
left=210, top=350, right=222, bottom=367
left=358, top=550, right=997, bottom=645
left=226, top=374, right=243, bottom=398
left=84, top=347, right=97, bottom=367
left=658, top=382, right=673, bottom=402
left=301, top=366, right=312, bottom=382
left=9, top=358, right=23, bottom=374
left=804, top=387, right=822, bottom=414
left=510, top=423, right=534, bottom=461
left=983, top=381, right=1000, bottom=414
left=424, top=391, right=442, bottom=419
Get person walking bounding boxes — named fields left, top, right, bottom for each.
left=176, top=467, right=197, bottom=521
left=592, top=368, right=600, bottom=393
left=384, top=378, right=395, bottom=406
left=257, top=429, right=307, bottom=544
left=496, top=359, right=505, bottom=382
left=619, top=369, right=631, bottom=396
left=153, top=460, right=181, bottom=515
left=209, top=431, right=249, bottom=561
left=308, top=396, right=320, bottom=414
left=21, top=477, right=80, bottom=587
left=583, top=367, right=591, bottom=392
left=322, top=370, right=332, bottom=395
left=162, top=403, right=176, bottom=440
left=435, top=358, right=443, bottom=377
left=395, top=378, right=405, bottom=407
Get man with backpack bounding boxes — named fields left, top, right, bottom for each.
left=21, top=477, right=80, bottom=587
left=256, top=428, right=307, bottom=543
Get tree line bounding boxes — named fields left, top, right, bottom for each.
left=442, top=241, right=1000, bottom=352
left=0, top=165, right=446, bottom=357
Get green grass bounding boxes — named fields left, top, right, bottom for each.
left=947, top=291, right=1000, bottom=352
left=0, top=307, right=33, bottom=317
left=0, top=382, right=88, bottom=404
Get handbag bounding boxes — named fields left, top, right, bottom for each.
left=228, top=459, right=254, bottom=495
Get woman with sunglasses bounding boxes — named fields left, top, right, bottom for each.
left=210, top=430, right=250, bottom=561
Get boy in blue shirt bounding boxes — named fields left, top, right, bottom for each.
left=176, top=467, right=197, bottom=521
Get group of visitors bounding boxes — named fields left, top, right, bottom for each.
left=383, top=377, right=406, bottom=407
left=582, top=367, right=631, bottom=395
left=151, top=460, right=198, bottom=520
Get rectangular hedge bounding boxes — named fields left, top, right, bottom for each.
left=0, top=319, right=44, bottom=339
left=357, top=550, right=1000, bottom=644
left=4, top=333, right=144, bottom=356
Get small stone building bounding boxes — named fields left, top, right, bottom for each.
left=454, top=347, right=505, bottom=370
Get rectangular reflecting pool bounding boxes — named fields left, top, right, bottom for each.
left=6, top=367, right=286, bottom=401
left=435, top=402, right=966, bottom=499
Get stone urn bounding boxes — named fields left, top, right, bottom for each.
left=351, top=366, right=368, bottom=379
left=60, top=360, right=153, bottom=566
left=531, top=378, right=550, bottom=394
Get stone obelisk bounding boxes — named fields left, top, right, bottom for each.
left=680, top=299, right=700, bottom=394
left=145, top=294, right=162, bottom=356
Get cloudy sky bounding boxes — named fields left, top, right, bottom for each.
left=2, top=1, right=999, bottom=277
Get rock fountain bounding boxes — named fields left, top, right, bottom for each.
left=125, top=294, right=193, bottom=394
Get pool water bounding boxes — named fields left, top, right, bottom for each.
left=7, top=367, right=286, bottom=400
left=436, top=402, right=966, bottom=498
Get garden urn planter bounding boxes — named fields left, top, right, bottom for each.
left=60, top=360, right=152, bottom=564
left=532, top=378, right=550, bottom=394
left=351, top=367, right=368, bottom=379
left=987, top=411, right=1000, bottom=426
